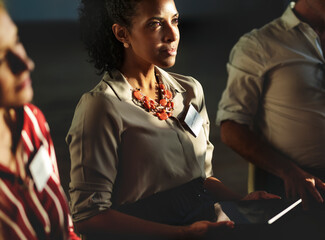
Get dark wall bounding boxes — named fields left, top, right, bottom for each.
left=8, top=0, right=289, bottom=21
left=7, top=0, right=79, bottom=21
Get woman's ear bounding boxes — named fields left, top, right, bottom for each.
left=112, top=23, right=130, bottom=48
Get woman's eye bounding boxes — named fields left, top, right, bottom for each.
left=149, top=21, right=161, bottom=29
left=172, top=18, right=179, bottom=25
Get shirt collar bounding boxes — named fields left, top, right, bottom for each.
left=281, top=2, right=301, bottom=30
left=102, top=66, right=186, bottom=102
left=102, top=69, right=132, bottom=102
left=155, top=66, right=186, bottom=93
left=282, top=2, right=319, bottom=41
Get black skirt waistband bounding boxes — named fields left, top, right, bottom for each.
left=114, top=178, right=216, bottom=225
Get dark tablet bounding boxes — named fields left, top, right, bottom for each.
left=218, top=198, right=301, bottom=225
left=215, top=198, right=325, bottom=240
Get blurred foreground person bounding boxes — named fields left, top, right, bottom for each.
left=0, top=1, right=79, bottom=239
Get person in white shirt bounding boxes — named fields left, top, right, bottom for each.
left=217, top=0, right=325, bottom=209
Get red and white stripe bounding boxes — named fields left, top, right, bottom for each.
left=0, top=104, right=79, bottom=240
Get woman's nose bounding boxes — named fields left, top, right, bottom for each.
left=164, top=24, right=179, bottom=43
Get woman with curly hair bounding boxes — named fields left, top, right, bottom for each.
left=67, top=0, right=277, bottom=239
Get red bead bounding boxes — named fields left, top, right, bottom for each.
left=150, top=100, right=156, bottom=109
left=165, top=90, right=172, bottom=99
left=144, top=101, right=151, bottom=110
left=160, top=99, right=167, bottom=107
left=159, top=84, right=165, bottom=90
left=133, top=91, right=142, bottom=100
left=158, top=112, right=168, bottom=120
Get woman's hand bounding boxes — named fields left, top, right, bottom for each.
left=180, top=220, right=234, bottom=239
left=242, top=191, right=281, bottom=201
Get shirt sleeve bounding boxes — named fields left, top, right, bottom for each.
left=66, top=93, right=121, bottom=222
left=216, top=32, right=266, bottom=128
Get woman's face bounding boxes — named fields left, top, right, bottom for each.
left=126, top=0, right=180, bottom=69
left=0, top=8, right=34, bottom=108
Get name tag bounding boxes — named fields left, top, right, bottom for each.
left=29, top=145, right=53, bottom=192
left=184, top=104, right=203, bottom=137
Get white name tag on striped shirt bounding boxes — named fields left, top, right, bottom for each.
left=184, top=104, right=203, bottom=138
left=29, top=145, right=53, bottom=192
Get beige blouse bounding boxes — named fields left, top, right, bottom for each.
left=67, top=66, right=214, bottom=222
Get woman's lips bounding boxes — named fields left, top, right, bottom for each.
left=167, top=48, right=177, bottom=56
left=15, top=77, right=31, bottom=92
left=161, top=47, right=177, bottom=56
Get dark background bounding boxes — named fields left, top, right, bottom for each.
left=8, top=0, right=289, bottom=197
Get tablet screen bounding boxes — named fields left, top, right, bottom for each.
left=218, top=199, right=301, bottom=225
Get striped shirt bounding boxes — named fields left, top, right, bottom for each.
left=0, top=104, right=79, bottom=240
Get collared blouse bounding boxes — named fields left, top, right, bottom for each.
left=67, top=67, right=214, bottom=222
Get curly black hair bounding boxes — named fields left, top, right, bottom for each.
left=79, top=0, right=141, bottom=74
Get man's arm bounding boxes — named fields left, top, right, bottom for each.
left=220, top=120, right=325, bottom=209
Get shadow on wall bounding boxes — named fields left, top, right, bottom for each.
left=17, top=1, right=286, bottom=198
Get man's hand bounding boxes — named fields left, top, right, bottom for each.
left=242, top=191, right=281, bottom=201
left=283, top=168, right=325, bottom=209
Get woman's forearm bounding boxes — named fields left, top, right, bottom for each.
left=75, top=208, right=187, bottom=240
left=75, top=208, right=235, bottom=240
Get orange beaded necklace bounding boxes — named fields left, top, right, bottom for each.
left=132, top=82, right=174, bottom=120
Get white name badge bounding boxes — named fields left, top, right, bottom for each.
left=29, top=145, right=53, bottom=192
left=184, top=104, right=203, bottom=137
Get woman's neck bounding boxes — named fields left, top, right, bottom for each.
left=120, top=50, right=158, bottom=87
left=120, top=61, right=159, bottom=100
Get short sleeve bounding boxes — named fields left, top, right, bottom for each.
left=216, top=33, right=266, bottom=127
left=66, top=93, right=121, bottom=222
